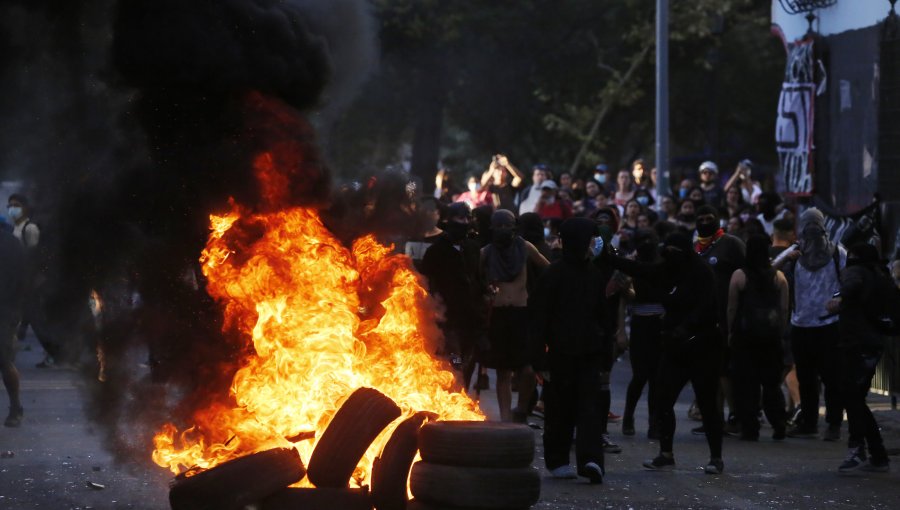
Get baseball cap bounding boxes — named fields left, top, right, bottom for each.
left=699, top=161, right=719, bottom=174
left=595, top=164, right=609, bottom=172
left=541, top=180, right=559, bottom=190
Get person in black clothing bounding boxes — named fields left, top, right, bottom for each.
left=607, top=232, right=725, bottom=474
left=531, top=217, right=608, bottom=483
left=421, top=202, right=486, bottom=392
left=621, top=229, right=666, bottom=439
left=726, top=234, right=789, bottom=441
left=827, top=243, right=892, bottom=472
left=695, top=205, right=745, bottom=434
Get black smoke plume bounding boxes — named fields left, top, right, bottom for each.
left=0, top=0, right=377, bottom=466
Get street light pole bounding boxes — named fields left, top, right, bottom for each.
left=656, top=0, right=670, bottom=198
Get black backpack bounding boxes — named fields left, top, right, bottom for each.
left=867, top=266, right=900, bottom=336
left=734, top=269, right=782, bottom=343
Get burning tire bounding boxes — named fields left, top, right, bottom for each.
left=409, top=461, right=540, bottom=510
left=372, top=411, right=437, bottom=510
left=418, top=421, right=534, bottom=468
left=308, top=387, right=402, bottom=488
left=261, top=487, right=372, bottom=510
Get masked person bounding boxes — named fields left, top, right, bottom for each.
left=692, top=205, right=745, bottom=435
left=621, top=229, right=666, bottom=439
left=783, top=208, right=846, bottom=440
left=531, top=217, right=609, bottom=483
left=480, top=210, right=549, bottom=422
left=606, top=232, right=725, bottom=474
left=756, top=192, right=787, bottom=237
left=827, top=244, right=894, bottom=472
left=421, top=203, right=486, bottom=392
left=727, top=234, right=789, bottom=441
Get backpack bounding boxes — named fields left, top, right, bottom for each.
left=867, top=267, right=900, bottom=336
left=734, top=269, right=782, bottom=344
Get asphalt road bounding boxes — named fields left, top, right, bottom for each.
left=2, top=332, right=899, bottom=510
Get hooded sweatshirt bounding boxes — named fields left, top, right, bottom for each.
left=790, top=207, right=846, bottom=328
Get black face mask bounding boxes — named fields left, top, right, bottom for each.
left=696, top=221, right=718, bottom=238
left=444, top=221, right=469, bottom=242
left=493, top=228, right=515, bottom=247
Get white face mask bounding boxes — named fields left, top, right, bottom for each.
left=590, top=236, right=605, bottom=257
left=543, top=227, right=551, bottom=239
left=468, top=182, right=481, bottom=193
left=7, top=206, right=23, bottom=221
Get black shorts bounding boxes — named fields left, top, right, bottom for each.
left=484, top=307, right=531, bottom=370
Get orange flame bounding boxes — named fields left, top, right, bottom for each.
left=152, top=176, right=482, bottom=483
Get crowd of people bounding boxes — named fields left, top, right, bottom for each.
left=409, top=154, right=900, bottom=484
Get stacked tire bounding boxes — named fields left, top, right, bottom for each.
left=409, top=421, right=541, bottom=510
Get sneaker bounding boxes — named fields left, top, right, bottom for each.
left=35, top=356, right=55, bottom=369
left=704, top=458, right=725, bottom=475
left=579, top=462, right=604, bottom=484
left=838, top=448, right=866, bottom=472
left=608, top=411, right=622, bottom=423
left=861, top=459, right=890, bottom=473
left=550, top=465, right=578, bottom=479
left=622, top=416, right=635, bottom=436
left=823, top=425, right=841, bottom=442
left=687, top=402, right=703, bottom=421
left=601, top=434, right=622, bottom=454
left=4, top=406, right=23, bottom=428
left=787, top=407, right=802, bottom=427
left=786, top=425, right=818, bottom=439
left=643, top=454, right=675, bottom=471
left=691, top=425, right=706, bottom=436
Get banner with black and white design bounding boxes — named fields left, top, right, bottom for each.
left=813, top=196, right=881, bottom=247
left=776, top=39, right=815, bottom=197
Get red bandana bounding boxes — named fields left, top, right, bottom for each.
left=695, top=228, right=725, bottom=254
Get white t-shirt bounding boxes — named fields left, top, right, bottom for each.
left=757, top=209, right=787, bottom=237
left=13, top=220, right=39, bottom=249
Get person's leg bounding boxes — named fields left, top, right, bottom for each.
left=624, top=316, right=651, bottom=427
left=791, top=327, right=820, bottom=431
left=760, top=345, right=787, bottom=436
left=731, top=348, right=760, bottom=438
left=496, top=369, right=514, bottom=422
left=785, top=366, right=800, bottom=412
left=574, top=363, right=605, bottom=472
left=819, top=324, right=844, bottom=431
left=692, top=355, right=724, bottom=460
left=1, top=319, right=23, bottom=427
left=655, top=357, right=690, bottom=455
left=543, top=376, right=577, bottom=471
left=513, top=365, right=537, bottom=422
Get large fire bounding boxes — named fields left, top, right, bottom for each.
left=152, top=155, right=483, bottom=485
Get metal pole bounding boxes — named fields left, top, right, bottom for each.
left=656, top=0, right=670, bottom=199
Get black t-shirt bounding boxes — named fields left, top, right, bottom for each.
left=489, top=183, right=522, bottom=212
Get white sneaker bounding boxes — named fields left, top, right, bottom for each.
left=550, top=465, right=578, bottom=479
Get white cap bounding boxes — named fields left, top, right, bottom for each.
left=699, top=161, right=719, bottom=174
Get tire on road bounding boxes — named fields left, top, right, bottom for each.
left=372, top=411, right=437, bottom=510
left=418, top=421, right=534, bottom=468
left=307, top=387, right=402, bottom=488
left=409, top=461, right=540, bottom=510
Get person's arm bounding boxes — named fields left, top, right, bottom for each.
left=602, top=250, right=662, bottom=279
left=726, top=269, right=745, bottom=345
left=498, top=155, right=524, bottom=188
left=776, top=270, right=790, bottom=329
left=24, top=223, right=40, bottom=249
left=524, top=240, right=550, bottom=268
left=480, top=164, right=495, bottom=188
left=723, top=168, right=742, bottom=191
